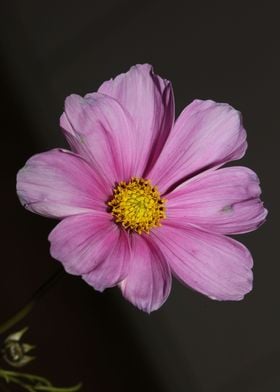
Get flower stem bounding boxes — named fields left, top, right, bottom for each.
left=0, top=268, right=65, bottom=335
left=0, top=368, right=82, bottom=392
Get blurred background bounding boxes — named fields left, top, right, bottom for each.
left=0, top=1, right=278, bottom=391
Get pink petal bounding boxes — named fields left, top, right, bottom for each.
left=16, top=149, right=109, bottom=219
left=83, top=229, right=131, bottom=291
left=60, top=110, right=75, bottom=137
left=61, top=92, right=138, bottom=184
left=151, top=225, right=253, bottom=301
left=49, top=214, right=129, bottom=290
left=98, top=64, right=175, bottom=175
left=166, top=166, right=267, bottom=234
left=119, top=234, right=172, bottom=313
left=148, top=99, right=247, bottom=193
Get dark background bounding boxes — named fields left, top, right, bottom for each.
left=0, top=1, right=278, bottom=391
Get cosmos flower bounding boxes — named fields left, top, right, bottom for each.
left=16, top=64, right=267, bottom=312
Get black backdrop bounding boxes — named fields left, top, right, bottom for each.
left=0, top=1, right=278, bottom=391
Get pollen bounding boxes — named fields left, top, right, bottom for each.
left=108, top=177, right=167, bottom=234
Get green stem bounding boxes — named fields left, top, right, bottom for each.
left=0, top=269, right=82, bottom=391
left=0, top=368, right=51, bottom=385
left=0, top=302, right=34, bottom=335
left=34, top=383, right=82, bottom=391
left=0, top=268, right=64, bottom=335
left=0, top=368, right=82, bottom=392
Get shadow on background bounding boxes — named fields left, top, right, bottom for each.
left=215, top=351, right=280, bottom=392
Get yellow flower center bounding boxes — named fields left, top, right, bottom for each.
left=108, top=177, right=166, bottom=234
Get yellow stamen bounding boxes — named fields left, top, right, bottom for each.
left=108, top=177, right=166, bottom=234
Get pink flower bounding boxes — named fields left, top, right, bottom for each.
left=16, top=64, right=267, bottom=312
